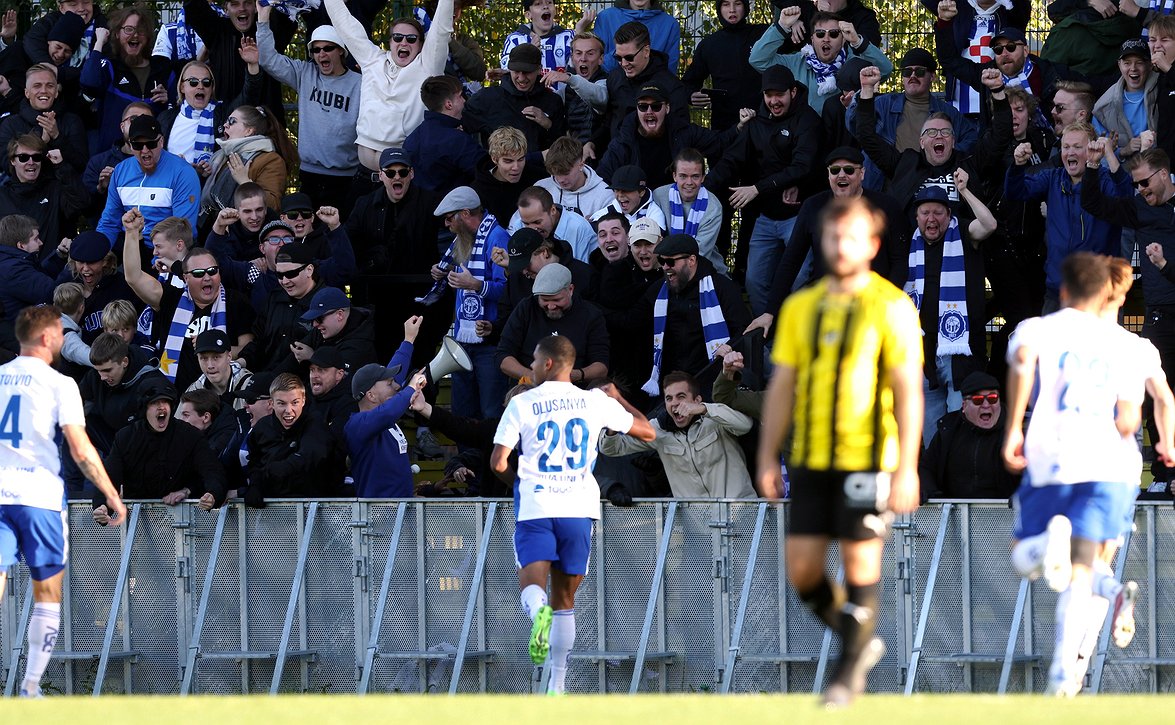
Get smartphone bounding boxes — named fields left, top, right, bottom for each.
left=698, top=88, right=730, bottom=99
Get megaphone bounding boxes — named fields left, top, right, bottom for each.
left=425, top=336, right=473, bottom=384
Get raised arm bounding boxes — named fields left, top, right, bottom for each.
left=120, top=208, right=164, bottom=309
left=956, top=168, right=997, bottom=241
left=323, top=0, right=384, bottom=66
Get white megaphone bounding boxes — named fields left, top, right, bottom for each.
left=425, top=336, right=473, bottom=384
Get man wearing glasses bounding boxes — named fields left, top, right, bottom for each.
left=920, top=371, right=1019, bottom=500
left=604, top=21, right=689, bottom=136
left=237, top=242, right=327, bottom=375
left=256, top=3, right=360, bottom=213
left=95, top=115, right=200, bottom=246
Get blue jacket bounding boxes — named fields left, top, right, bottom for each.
left=96, top=150, right=201, bottom=246
left=79, top=49, right=174, bottom=151
left=0, top=245, right=58, bottom=321
left=848, top=92, right=979, bottom=191
left=595, top=4, right=682, bottom=74
left=404, top=110, right=488, bottom=195
left=343, top=340, right=416, bottom=498
left=1004, top=163, right=1131, bottom=293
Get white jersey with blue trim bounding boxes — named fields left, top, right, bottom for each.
left=0, top=356, right=85, bottom=511
left=494, top=381, right=635, bottom=522
left=1107, top=326, right=1162, bottom=485
left=1009, top=308, right=1144, bottom=486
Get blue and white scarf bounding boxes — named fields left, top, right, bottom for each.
left=415, top=213, right=500, bottom=343
left=954, top=7, right=999, bottom=114
left=642, top=274, right=730, bottom=395
left=162, top=285, right=227, bottom=381
left=667, top=185, right=709, bottom=238
left=257, top=0, right=321, bottom=19
left=1001, top=57, right=1052, bottom=130
left=173, top=4, right=225, bottom=60
left=180, top=100, right=218, bottom=164
left=802, top=45, right=848, bottom=97
left=903, top=216, right=971, bottom=357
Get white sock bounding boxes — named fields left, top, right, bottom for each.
left=22, top=602, right=61, bottom=693
left=1011, top=534, right=1048, bottom=578
left=1091, top=564, right=1123, bottom=601
left=547, top=609, right=575, bottom=694
left=1050, top=583, right=1092, bottom=684
left=1077, top=594, right=1111, bottom=664
left=520, top=584, right=547, bottom=621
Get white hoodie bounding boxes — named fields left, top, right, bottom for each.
left=536, top=165, right=615, bottom=220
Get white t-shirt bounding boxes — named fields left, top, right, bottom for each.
left=494, top=381, right=635, bottom=521
left=0, top=356, right=86, bottom=511
left=1008, top=309, right=1144, bottom=486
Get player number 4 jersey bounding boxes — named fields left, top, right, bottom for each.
left=494, top=381, right=635, bottom=522
left=0, top=356, right=86, bottom=511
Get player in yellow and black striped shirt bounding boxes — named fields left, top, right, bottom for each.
left=756, top=196, right=923, bottom=708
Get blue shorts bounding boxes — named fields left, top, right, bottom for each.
left=513, top=517, right=593, bottom=576
left=1012, top=480, right=1133, bottom=543
left=0, top=505, right=68, bottom=580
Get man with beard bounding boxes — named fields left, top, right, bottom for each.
left=597, top=82, right=733, bottom=189
left=920, top=371, right=1018, bottom=500
left=1006, top=122, right=1131, bottom=313
left=682, top=0, right=767, bottom=132
left=750, top=7, right=892, bottom=112
left=604, top=21, right=690, bottom=136
left=705, top=66, right=821, bottom=316
left=653, top=149, right=727, bottom=275
left=83, top=103, right=153, bottom=218
left=0, top=136, right=87, bottom=267
left=491, top=228, right=596, bottom=348
left=307, top=344, right=355, bottom=437
left=496, top=263, right=610, bottom=382
left=464, top=43, right=566, bottom=152
left=542, top=32, right=609, bottom=159
left=507, top=185, right=598, bottom=263
left=0, top=64, right=88, bottom=173
left=405, top=75, right=487, bottom=195
left=257, top=3, right=360, bottom=212
left=601, top=370, right=756, bottom=497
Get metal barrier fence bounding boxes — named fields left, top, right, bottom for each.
left=2, top=499, right=1173, bottom=695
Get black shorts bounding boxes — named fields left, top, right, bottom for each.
left=788, top=468, right=893, bottom=541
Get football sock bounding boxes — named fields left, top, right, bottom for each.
left=833, top=582, right=879, bottom=684
left=521, top=584, right=547, bottom=621
left=547, top=609, right=575, bottom=695
left=1051, top=582, right=1092, bottom=684
left=1077, top=592, right=1111, bottom=665
left=1011, top=534, right=1047, bottom=579
left=1091, top=562, right=1123, bottom=601
left=23, top=602, right=61, bottom=693
left=798, top=576, right=846, bottom=632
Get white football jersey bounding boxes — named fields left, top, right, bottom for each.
left=1107, top=327, right=1162, bottom=485
left=0, top=356, right=86, bottom=511
left=494, top=381, right=635, bottom=521
left=1009, top=309, right=1144, bottom=486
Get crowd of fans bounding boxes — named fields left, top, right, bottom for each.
left=2, top=0, right=1173, bottom=512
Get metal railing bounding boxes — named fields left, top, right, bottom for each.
left=1, top=499, right=1173, bottom=695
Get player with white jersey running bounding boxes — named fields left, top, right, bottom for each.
left=0, top=305, right=126, bottom=698
left=491, top=335, right=654, bottom=695
left=1003, top=253, right=1145, bottom=696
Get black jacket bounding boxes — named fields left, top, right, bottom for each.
left=496, top=295, right=611, bottom=372
left=346, top=183, right=445, bottom=275
left=22, top=7, right=110, bottom=90
left=706, top=90, right=824, bottom=220
left=425, top=405, right=504, bottom=497
left=492, top=254, right=598, bottom=344
left=0, top=163, right=89, bottom=262
left=97, top=418, right=227, bottom=507
left=596, top=254, right=662, bottom=396
left=0, top=100, right=89, bottom=173
left=605, top=49, right=690, bottom=136
left=773, top=0, right=882, bottom=48
left=291, top=306, right=378, bottom=374
left=238, top=281, right=323, bottom=374
left=471, top=155, right=547, bottom=225
left=79, top=345, right=169, bottom=453
left=920, top=410, right=1018, bottom=500
left=246, top=412, right=346, bottom=498
left=596, top=111, right=734, bottom=189
left=681, top=1, right=768, bottom=131
left=462, top=75, right=566, bottom=152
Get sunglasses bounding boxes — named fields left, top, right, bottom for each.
left=391, top=33, right=419, bottom=44
left=275, top=264, right=310, bottom=280
left=636, top=101, right=665, bottom=113
left=263, top=235, right=295, bottom=246
left=1134, top=168, right=1164, bottom=189
left=827, top=164, right=858, bottom=176
left=382, top=167, right=411, bottom=178
left=613, top=45, right=648, bottom=64
left=12, top=153, right=45, bottom=163
left=921, top=128, right=954, bottom=138
left=967, top=393, right=1000, bottom=406
left=310, top=44, right=340, bottom=55
left=658, top=255, right=691, bottom=266
left=186, top=266, right=219, bottom=278
left=284, top=211, right=314, bottom=221
left=183, top=77, right=213, bottom=88
left=129, top=138, right=160, bottom=150
left=992, top=42, right=1021, bottom=56
left=901, top=67, right=930, bottom=78
left=813, top=29, right=841, bottom=39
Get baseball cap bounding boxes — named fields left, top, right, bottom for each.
left=142, top=380, right=178, bottom=406
left=899, top=47, right=937, bottom=72
left=379, top=147, right=412, bottom=170
left=992, top=27, right=1028, bottom=45
left=628, top=217, right=662, bottom=245
left=307, top=24, right=346, bottom=54
left=636, top=83, right=669, bottom=103
left=655, top=233, right=700, bottom=257
left=609, top=165, right=647, bottom=192
left=127, top=115, right=162, bottom=141
left=309, top=346, right=348, bottom=371
left=434, top=186, right=481, bottom=217
left=507, top=43, right=542, bottom=72
left=275, top=242, right=316, bottom=266
left=532, top=263, right=572, bottom=295
left=826, top=146, right=865, bottom=166
left=508, top=227, right=545, bottom=274
left=280, top=192, right=313, bottom=214
left=232, top=372, right=276, bottom=403
left=352, top=363, right=403, bottom=400
left=1120, top=38, right=1150, bottom=61
left=69, top=231, right=110, bottom=263
left=193, top=329, right=230, bottom=355
left=959, top=371, right=1000, bottom=396
left=911, top=185, right=951, bottom=209
left=762, top=66, right=798, bottom=93
left=300, top=286, right=351, bottom=321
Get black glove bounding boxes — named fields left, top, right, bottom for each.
left=605, top=482, right=633, bottom=507
left=243, top=484, right=267, bottom=509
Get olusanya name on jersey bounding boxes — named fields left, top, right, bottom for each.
left=530, top=397, right=590, bottom=415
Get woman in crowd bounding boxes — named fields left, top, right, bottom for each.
left=198, top=104, right=297, bottom=228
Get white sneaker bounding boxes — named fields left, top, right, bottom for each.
left=1111, top=581, right=1140, bottom=649
left=1042, top=516, right=1073, bottom=593
left=1045, top=674, right=1080, bottom=698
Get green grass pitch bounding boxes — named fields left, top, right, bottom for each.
left=0, top=694, right=1165, bottom=724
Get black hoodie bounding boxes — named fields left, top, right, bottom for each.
left=79, top=344, right=169, bottom=452
left=97, top=417, right=228, bottom=508
left=462, top=74, right=567, bottom=152
left=605, top=48, right=691, bottom=136
left=681, top=0, right=769, bottom=131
